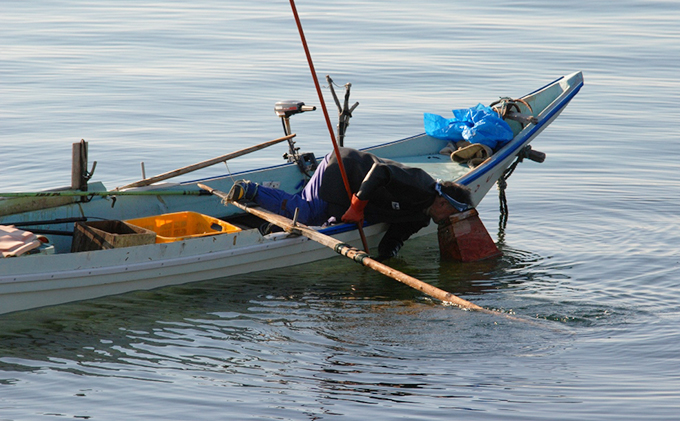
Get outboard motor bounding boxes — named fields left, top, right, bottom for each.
left=275, top=100, right=316, bottom=135
left=274, top=100, right=318, bottom=176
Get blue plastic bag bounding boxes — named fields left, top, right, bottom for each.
left=424, top=103, right=514, bottom=150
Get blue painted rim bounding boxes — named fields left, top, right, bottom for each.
left=186, top=74, right=584, bottom=192
left=458, top=74, right=584, bottom=186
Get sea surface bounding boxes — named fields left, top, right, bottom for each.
left=1, top=1, right=679, bottom=420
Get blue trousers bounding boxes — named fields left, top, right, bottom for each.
left=253, top=154, right=330, bottom=226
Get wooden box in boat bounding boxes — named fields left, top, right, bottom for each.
left=71, top=220, right=157, bottom=252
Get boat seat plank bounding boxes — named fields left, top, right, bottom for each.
left=394, top=154, right=471, bottom=182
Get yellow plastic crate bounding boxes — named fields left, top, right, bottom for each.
left=125, top=211, right=240, bottom=243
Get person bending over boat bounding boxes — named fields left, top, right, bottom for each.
left=228, top=147, right=472, bottom=261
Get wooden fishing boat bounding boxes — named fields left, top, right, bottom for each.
left=0, top=71, right=583, bottom=315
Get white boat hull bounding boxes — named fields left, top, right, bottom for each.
left=0, top=72, right=584, bottom=315
left=1, top=222, right=394, bottom=315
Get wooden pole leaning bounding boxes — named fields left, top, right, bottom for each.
left=117, top=134, right=296, bottom=190
left=198, top=183, right=492, bottom=313
left=0, top=190, right=208, bottom=198
left=288, top=0, right=370, bottom=253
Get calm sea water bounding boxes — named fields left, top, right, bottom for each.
left=2, top=0, right=680, bottom=420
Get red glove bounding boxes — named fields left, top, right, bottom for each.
left=341, top=194, right=369, bottom=223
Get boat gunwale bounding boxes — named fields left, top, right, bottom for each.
left=457, top=72, right=584, bottom=186
left=1, top=232, right=308, bottom=286
left=182, top=72, right=584, bottom=193
left=0, top=220, right=391, bottom=284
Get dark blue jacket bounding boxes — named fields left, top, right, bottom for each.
left=318, top=148, right=437, bottom=259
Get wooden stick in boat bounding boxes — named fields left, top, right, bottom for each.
left=0, top=190, right=209, bottom=198
left=117, top=134, right=296, bottom=190
left=198, top=183, right=494, bottom=313
left=288, top=0, right=371, bottom=253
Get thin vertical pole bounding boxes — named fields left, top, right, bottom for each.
left=288, top=0, right=370, bottom=252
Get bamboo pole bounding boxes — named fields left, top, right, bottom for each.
left=117, top=134, right=296, bottom=190
left=0, top=190, right=208, bottom=198
left=200, top=184, right=548, bottom=326
left=198, top=183, right=493, bottom=312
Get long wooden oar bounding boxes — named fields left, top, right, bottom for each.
left=117, top=134, right=296, bottom=190
left=0, top=190, right=208, bottom=198
left=288, top=0, right=370, bottom=253
left=199, top=183, right=495, bottom=313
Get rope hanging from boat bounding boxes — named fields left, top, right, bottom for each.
left=497, top=148, right=526, bottom=229
left=497, top=144, right=547, bottom=229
